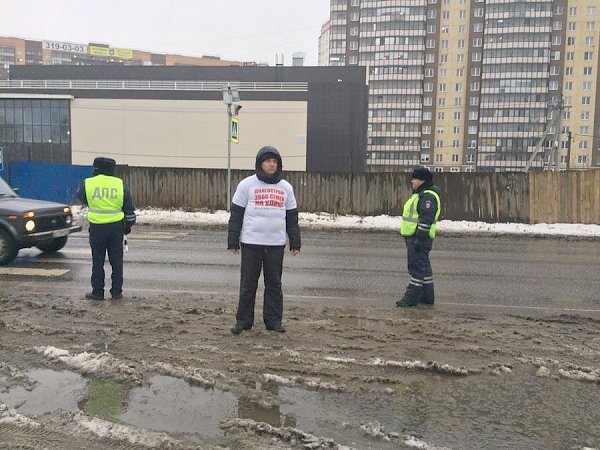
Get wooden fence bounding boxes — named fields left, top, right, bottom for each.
left=115, top=166, right=600, bottom=224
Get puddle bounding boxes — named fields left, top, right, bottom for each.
left=2, top=368, right=599, bottom=449
left=0, top=369, right=86, bottom=415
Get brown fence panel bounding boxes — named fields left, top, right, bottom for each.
left=529, top=171, right=600, bottom=224
left=114, top=165, right=599, bottom=224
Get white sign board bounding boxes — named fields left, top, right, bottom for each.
left=42, top=40, right=88, bottom=54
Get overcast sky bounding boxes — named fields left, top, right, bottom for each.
left=1, top=0, right=331, bottom=66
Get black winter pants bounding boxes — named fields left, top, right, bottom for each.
left=89, top=222, right=124, bottom=297
left=236, top=244, right=285, bottom=329
left=405, top=236, right=433, bottom=288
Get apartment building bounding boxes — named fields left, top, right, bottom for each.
left=323, top=0, right=600, bottom=172
left=0, top=36, right=244, bottom=80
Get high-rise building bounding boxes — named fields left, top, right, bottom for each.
left=321, top=0, right=600, bottom=172
left=0, top=36, right=246, bottom=80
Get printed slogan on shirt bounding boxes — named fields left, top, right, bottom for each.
left=254, top=188, right=285, bottom=208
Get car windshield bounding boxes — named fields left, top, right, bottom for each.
left=0, top=177, right=17, bottom=197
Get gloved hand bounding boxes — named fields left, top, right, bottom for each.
left=124, top=222, right=132, bottom=235
left=413, top=239, right=423, bottom=252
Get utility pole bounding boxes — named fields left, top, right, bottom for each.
left=523, top=98, right=567, bottom=172
left=222, top=86, right=241, bottom=211
left=566, top=130, right=572, bottom=171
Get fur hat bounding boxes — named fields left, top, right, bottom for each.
left=411, top=167, right=433, bottom=182
left=93, top=157, right=116, bottom=175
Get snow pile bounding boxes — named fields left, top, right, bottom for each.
left=263, top=373, right=345, bottom=391
left=0, top=402, right=40, bottom=428
left=34, top=346, right=141, bottom=383
left=75, top=412, right=182, bottom=448
left=150, top=361, right=218, bottom=389
left=73, top=206, right=600, bottom=237
left=221, top=417, right=346, bottom=449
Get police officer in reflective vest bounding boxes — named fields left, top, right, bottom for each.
left=397, top=167, right=441, bottom=307
left=77, top=157, right=136, bottom=301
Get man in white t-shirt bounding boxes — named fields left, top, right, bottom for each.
left=227, top=146, right=301, bottom=335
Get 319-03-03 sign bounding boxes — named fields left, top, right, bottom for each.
left=42, top=41, right=87, bottom=54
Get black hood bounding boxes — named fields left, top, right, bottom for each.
left=255, top=146, right=283, bottom=184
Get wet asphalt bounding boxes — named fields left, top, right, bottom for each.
left=7, top=227, right=600, bottom=317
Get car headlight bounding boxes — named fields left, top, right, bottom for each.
left=25, top=220, right=36, bottom=232
left=66, top=215, right=73, bottom=225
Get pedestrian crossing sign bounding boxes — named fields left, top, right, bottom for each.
left=231, top=117, right=239, bottom=144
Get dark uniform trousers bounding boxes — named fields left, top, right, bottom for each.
left=403, top=235, right=434, bottom=304
left=89, top=221, right=124, bottom=297
left=236, top=244, right=285, bottom=328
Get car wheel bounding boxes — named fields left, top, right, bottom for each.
left=0, top=229, right=18, bottom=265
left=36, top=236, right=68, bottom=254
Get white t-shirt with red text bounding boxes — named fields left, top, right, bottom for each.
left=232, top=175, right=298, bottom=246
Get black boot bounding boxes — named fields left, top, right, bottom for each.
left=396, top=285, right=421, bottom=307
left=420, top=283, right=435, bottom=305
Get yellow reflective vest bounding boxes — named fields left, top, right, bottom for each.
left=400, top=189, right=441, bottom=238
left=85, top=175, right=125, bottom=224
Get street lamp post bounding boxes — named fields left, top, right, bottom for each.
left=222, top=86, right=240, bottom=211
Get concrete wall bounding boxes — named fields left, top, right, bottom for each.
left=71, top=98, right=307, bottom=171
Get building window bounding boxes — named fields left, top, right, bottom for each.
left=553, top=21, right=562, bottom=30
left=565, top=81, right=573, bottom=90
left=587, top=21, right=595, bottom=31
left=426, top=53, right=435, bottom=63
left=579, top=141, right=588, bottom=150
left=441, top=40, right=448, bottom=49
left=474, top=8, right=484, bottom=17
left=587, top=6, right=596, bottom=16
left=568, top=22, right=576, bottom=31
left=435, top=153, right=443, bottom=161
left=473, top=23, right=483, bottom=32
left=469, top=111, right=478, bottom=120
left=458, top=40, right=465, bottom=48
left=549, top=80, right=559, bottom=90
left=470, top=96, right=479, bottom=106
left=582, top=96, right=591, bottom=105
left=454, top=111, right=461, bottom=120
left=424, top=97, right=433, bottom=106
left=550, top=66, right=559, bottom=75
left=422, top=139, right=431, bottom=148
left=349, top=55, right=358, bottom=64
left=453, top=126, right=460, bottom=134
left=473, top=37, right=482, bottom=47
left=457, top=54, right=464, bottom=62
left=584, top=52, right=593, bottom=60
left=470, top=82, right=480, bottom=91
left=583, top=81, right=592, bottom=90
left=455, top=97, right=462, bottom=106
left=567, top=37, right=575, bottom=46
left=565, top=66, right=573, bottom=75
left=566, top=52, right=575, bottom=60
left=425, top=68, right=434, bottom=77
left=436, top=127, right=444, bottom=134
left=552, top=36, right=562, bottom=45
left=452, top=154, right=459, bottom=162
left=585, top=36, right=594, bottom=46
left=584, top=67, right=593, bottom=75
left=439, top=83, right=447, bottom=92
left=458, top=24, right=466, bottom=34
left=422, top=125, right=432, bottom=134
left=438, top=112, right=445, bottom=120
left=350, top=26, right=359, bottom=36
left=438, top=97, right=446, bottom=106
left=427, top=10, right=437, bottom=19
left=468, top=125, right=477, bottom=134
left=452, top=141, right=460, bottom=149
left=472, top=53, right=481, bottom=62
left=569, top=7, right=577, bottom=16
left=427, top=24, right=437, bottom=33
left=442, top=11, right=449, bottom=19
left=349, top=40, right=359, bottom=50
left=424, top=82, right=433, bottom=92
left=459, top=10, right=466, bottom=18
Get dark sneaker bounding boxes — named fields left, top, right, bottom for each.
left=85, top=292, right=104, bottom=301
left=231, top=324, right=246, bottom=335
left=266, top=324, right=286, bottom=333
left=396, top=299, right=417, bottom=307
left=111, top=293, right=123, bottom=300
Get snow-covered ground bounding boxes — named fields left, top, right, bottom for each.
left=125, top=208, right=600, bottom=238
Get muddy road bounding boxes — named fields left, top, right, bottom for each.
left=1, top=227, right=599, bottom=449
